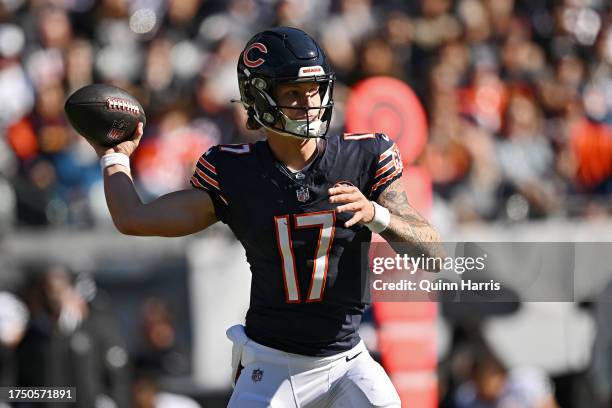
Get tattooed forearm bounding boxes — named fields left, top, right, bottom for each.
left=379, top=188, right=438, bottom=242
left=377, top=179, right=444, bottom=268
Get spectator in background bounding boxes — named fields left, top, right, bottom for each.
left=572, top=121, right=612, bottom=195
left=65, top=38, right=94, bottom=92
left=454, top=342, right=558, bottom=408
left=409, top=0, right=462, bottom=98
left=133, top=104, right=218, bottom=199
left=194, top=36, right=256, bottom=143
left=0, top=292, right=28, bottom=388
left=0, top=24, right=33, bottom=129
left=496, top=92, right=559, bottom=220
left=133, top=297, right=189, bottom=378
left=15, top=261, right=130, bottom=408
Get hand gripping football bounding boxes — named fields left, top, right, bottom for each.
left=64, top=84, right=146, bottom=147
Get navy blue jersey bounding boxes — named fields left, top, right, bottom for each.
left=190, top=132, right=403, bottom=356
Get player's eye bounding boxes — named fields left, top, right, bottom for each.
left=281, top=86, right=318, bottom=102
left=308, top=85, right=320, bottom=95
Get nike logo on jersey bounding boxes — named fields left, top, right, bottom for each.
left=345, top=351, right=362, bottom=362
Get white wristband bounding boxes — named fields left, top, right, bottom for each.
left=100, top=153, right=130, bottom=172
left=365, top=201, right=390, bottom=233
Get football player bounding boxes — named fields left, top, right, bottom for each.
left=90, top=27, right=441, bottom=407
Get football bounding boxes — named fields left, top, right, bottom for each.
left=64, top=84, right=146, bottom=147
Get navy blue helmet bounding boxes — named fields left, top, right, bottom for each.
left=237, top=27, right=335, bottom=139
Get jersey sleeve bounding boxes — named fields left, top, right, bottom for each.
left=190, top=146, right=230, bottom=224
left=368, top=133, right=404, bottom=202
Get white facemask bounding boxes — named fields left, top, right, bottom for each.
left=282, top=115, right=325, bottom=137
left=252, top=82, right=332, bottom=138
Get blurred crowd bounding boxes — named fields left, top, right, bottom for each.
left=0, top=0, right=610, bottom=228
left=0, top=260, right=201, bottom=408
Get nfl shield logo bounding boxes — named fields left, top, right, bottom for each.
left=296, top=187, right=309, bottom=203
left=252, top=368, right=264, bottom=382
left=107, top=120, right=127, bottom=141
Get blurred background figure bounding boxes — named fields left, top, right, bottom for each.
left=15, top=261, right=130, bottom=408
left=454, top=342, right=558, bottom=408
left=0, top=291, right=28, bottom=391
left=134, top=297, right=189, bottom=377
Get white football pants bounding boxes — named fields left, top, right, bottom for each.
left=226, top=324, right=401, bottom=408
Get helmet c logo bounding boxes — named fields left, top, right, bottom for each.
left=243, top=42, right=267, bottom=68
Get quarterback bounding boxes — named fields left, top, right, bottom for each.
left=89, top=27, right=441, bottom=407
